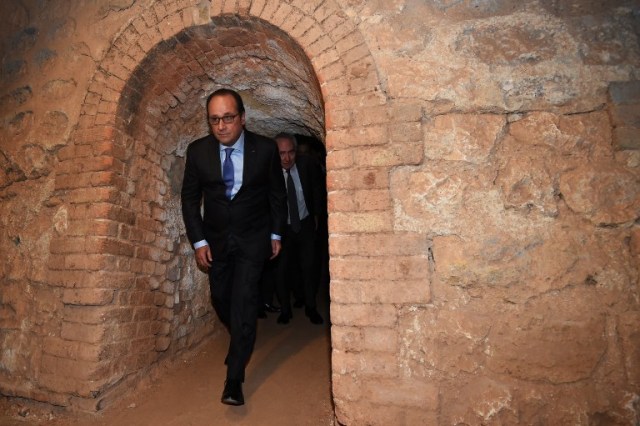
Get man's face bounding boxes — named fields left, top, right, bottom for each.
left=276, top=137, right=296, bottom=170
left=207, top=94, right=245, bottom=146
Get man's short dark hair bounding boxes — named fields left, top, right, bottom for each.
left=206, top=88, right=245, bottom=114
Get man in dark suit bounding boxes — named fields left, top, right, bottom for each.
left=274, top=132, right=324, bottom=325
left=181, top=88, right=286, bottom=406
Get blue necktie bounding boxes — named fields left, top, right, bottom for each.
left=223, top=148, right=234, bottom=199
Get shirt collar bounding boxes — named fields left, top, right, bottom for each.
left=282, top=163, right=297, bottom=174
left=220, top=131, right=245, bottom=154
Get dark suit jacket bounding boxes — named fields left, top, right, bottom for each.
left=293, top=155, right=324, bottom=222
left=181, top=130, right=287, bottom=261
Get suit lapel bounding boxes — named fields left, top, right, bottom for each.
left=241, top=131, right=258, bottom=191
left=209, top=135, right=223, bottom=179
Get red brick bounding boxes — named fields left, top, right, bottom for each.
left=328, top=191, right=357, bottom=212
left=37, top=372, right=100, bottom=398
left=74, top=126, right=117, bottom=143
left=318, top=61, right=346, bottom=83
left=50, top=236, right=86, bottom=254
left=155, top=336, right=171, bottom=351
left=56, top=145, right=75, bottom=161
left=325, top=149, right=353, bottom=170
left=158, top=307, right=174, bottom=321
left=64, top=253, right=120, bottom=271
left=328, top=211, right=392, bottom=233
left=363, top=327, right=398, bottom=353
left=335, top=32, right=363, bottom=56
left=63, top=187, right=118, bottom=204
left=43, top=336, right=104, bottom=362
left=353, top=142, right=423, bottom=167
left=54, top=173, right=93, bottom=190
left=260, top=0, right=280, bottom=21
left=330, top=233, right=429, bottom=257
left=61, top=322, right=108, bottom=344
left=331, top=256, right=428, bottom=281
left=307, top=35, right=333, bottom=57
left=389, top=122, right=422, bottom=142
left=353, top=189, right=391, bottom=211
left=62, top=289, right=115, bottom=306
left=331, top=326, right=364, bottom=352
left=290, top=15, right=315, bottom=38
left=332, top=350, right=398, bottom=378
left=64, top=219, right=119, bottom=238
left=86, top=237, right=135, bottom=257
left=325, top=108, right=351, bottom=130
left=133, top=306, right=158, bottom=321
left=63, top=305, right=133, bottom=325
left=331, top=278, right=432, bottom=304
left=328, top=125, right=388, bottom=149
left=332, top=372, right=363, bottom=402
left=327, top=168, right=389, bottom=191
left=331, top=303, right=397, bottom=327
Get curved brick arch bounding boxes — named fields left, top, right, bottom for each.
left=47, top=0, right=387, bottom=411
left=76, top=0, right=385, bottom=132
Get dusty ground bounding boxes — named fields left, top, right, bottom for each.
left=0, top=302, right=334, bottom=426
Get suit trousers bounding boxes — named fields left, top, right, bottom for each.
left=208, top=237, right=262, bottom=382
left=275, top=216, right=317, bottom=314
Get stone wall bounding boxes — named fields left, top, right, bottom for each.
left=1, top=0, right=639, bottom=423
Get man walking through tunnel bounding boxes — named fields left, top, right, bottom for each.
left=181, top=88, right=287, bottom=406
left=273, top=132, right=324, bottom=326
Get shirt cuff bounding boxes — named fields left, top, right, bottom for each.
left=193, top=240, right=209, bottom=249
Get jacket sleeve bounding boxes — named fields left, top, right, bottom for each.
left=268, top=141, right=287, bottom=237
left=180, top=143, right=205, bottom=246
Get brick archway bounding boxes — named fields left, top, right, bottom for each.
left=48, top=0, right=387, bottom=412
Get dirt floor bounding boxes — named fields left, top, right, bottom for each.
left=0, top=301, right=334, bottom=426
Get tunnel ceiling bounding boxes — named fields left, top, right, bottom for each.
left=118, top=15, right=325, bottom=152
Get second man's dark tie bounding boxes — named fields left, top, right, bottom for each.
left=286, top=169, right=301, bottom=232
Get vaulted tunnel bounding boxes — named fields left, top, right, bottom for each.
left=107, top=14, right=325, bottom=378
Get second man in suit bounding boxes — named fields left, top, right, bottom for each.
left=274, top=132, right=324, bottom=325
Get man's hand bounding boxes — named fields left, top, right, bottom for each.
left=270, top=239, right=281, bottom=259
left=195, top=245, right=212, bottom=271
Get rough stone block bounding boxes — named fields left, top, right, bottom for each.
left=486, top=288, right=607, bottom=384
left=614, top=126, right=640, bottom=150
left=560, top=162, right=640, bottom=225
left=331, top=326, right=364, bottom=352
left=425, top=114, right=505, bottom=163
left=609, top=80, right=640, bottom=105
left=363, top=377, right=439, bottom=409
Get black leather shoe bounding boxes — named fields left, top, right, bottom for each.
left=264, top=303, right=281, bottom=313
left=305, top=308, right=323, bottom=325
left=277, top=311, right=292, bottom=324
left=221, top=379, right=244, bottom=406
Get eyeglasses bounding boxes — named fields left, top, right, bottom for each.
left=208, top=114, right=240, bottom=125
